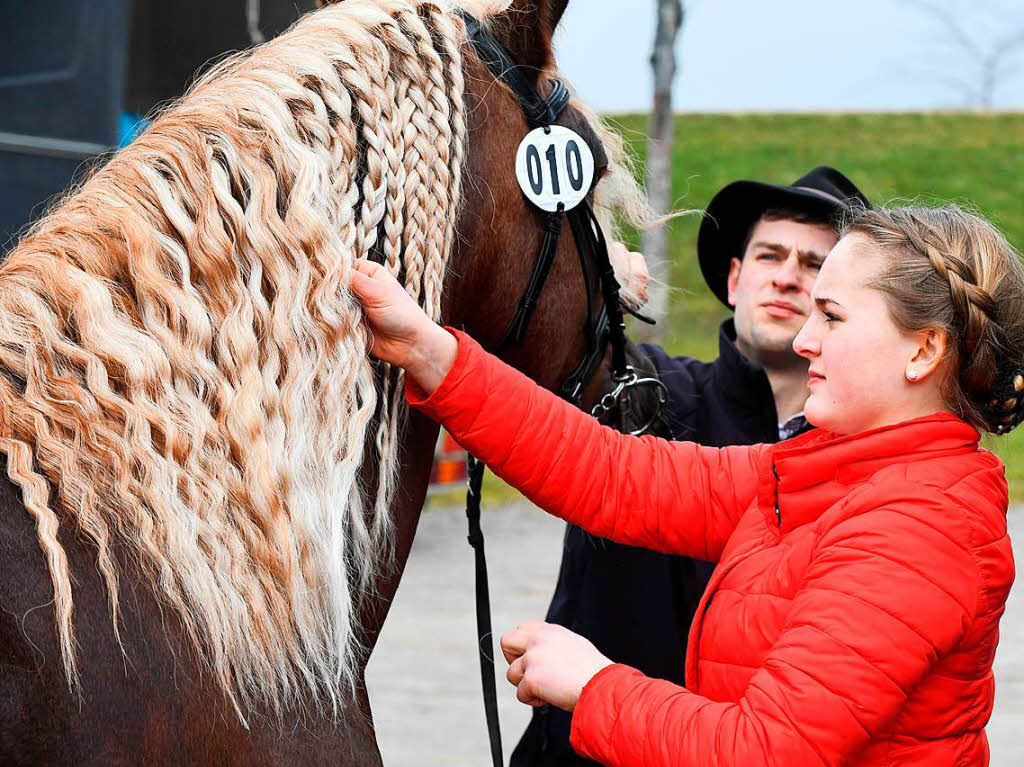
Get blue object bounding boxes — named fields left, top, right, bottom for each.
left=0, top=0, right=130, bottom=252
left=118, top=112, right=150, bottom=147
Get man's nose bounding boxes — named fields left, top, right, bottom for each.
left=773, top=252, right=802, bottom=290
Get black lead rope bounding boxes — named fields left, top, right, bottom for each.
left=464, top=455, right=503, bottom=767
left=459, top=16, right=574, bottom=763
left=462, top=201, right=626, bottom=767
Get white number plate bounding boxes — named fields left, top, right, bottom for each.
left=514, top=125, right=595, bottom=213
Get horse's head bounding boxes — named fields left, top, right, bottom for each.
left=444, top=1, right=629, bottom=395
left=308, top=1, right=651, bottom=405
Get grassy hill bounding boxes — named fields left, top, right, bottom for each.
left=608, top=112, right=1024, bottom=500
left=446, top=113, right=1023, bottom=509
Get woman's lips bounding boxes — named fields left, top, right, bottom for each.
left=762, top=302, right=802, bottom=319
left=808, top=371, right=826, bottom=386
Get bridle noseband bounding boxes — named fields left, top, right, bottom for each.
left=456, top=13, right=668, bottom=767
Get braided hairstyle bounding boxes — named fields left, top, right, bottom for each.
left=844, top=204, right=1024, bottom=435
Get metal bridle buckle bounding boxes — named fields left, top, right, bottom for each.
left=591, top=366, right=638, bottom=417
left=590, top=366, right=670, bottom=436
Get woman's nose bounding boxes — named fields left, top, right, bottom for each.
left=792, top=318, right=819, bottom=359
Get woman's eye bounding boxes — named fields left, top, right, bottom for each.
left=823, top=311, right=840, bottom=324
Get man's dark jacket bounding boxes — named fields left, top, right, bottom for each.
left=510, top=319, right=811, bottom=767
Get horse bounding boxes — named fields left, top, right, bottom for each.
left=0, top=1, right=655, bottom=763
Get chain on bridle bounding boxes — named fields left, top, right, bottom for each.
left=456, top=12, right=668, bottom=766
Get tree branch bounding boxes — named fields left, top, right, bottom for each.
left=900, top=0, right=984, bottom=59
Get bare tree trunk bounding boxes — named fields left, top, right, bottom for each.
left=639, top=0, right=683, bottom=340
left=247, top=0, right=265, bottom=44
left=981, top=55, right=996, bottom=109
left=898, top=0, right=1024, bottom=110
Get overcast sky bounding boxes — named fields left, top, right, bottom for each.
left=552, top=0, right=1024, bottom=112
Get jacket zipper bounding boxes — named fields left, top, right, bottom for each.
left=689, top=462, right=784, bottom=689
left=772, top=464, right=782, bottom=527
left=687, top=534, right=777, bottom=690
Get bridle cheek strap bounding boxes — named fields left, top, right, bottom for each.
left=499, top=204, right=565, bottom=348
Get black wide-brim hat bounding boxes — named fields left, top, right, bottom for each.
left=697, top=166, right=871, bottom=307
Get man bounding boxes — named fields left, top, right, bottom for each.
left=510, top=166, right=871, bottom=767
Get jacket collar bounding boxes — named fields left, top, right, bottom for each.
left=764, top=413, right=981, bottom=532
left=713, top=319, right=779, bottom=432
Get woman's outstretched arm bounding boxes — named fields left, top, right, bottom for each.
left=349, top=260, right=766, bottom=561
left=407, top=328, right=765, bottom=561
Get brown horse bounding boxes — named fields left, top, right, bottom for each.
left=0, top=1, right=653, bottom=763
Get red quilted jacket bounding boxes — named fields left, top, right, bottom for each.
left=408, top=331, right=1015, bottom=767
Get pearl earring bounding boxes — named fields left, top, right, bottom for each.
left=907, top=370, right=919, bottom=381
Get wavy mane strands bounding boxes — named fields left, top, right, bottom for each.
left=0, top=0, right=477, bottom=719
left=0, top=0, right=652, bottom=722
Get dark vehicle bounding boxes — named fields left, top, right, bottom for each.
left=0, top=0, right=317, bottom=253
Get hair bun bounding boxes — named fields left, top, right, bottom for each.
left=982, top=363, right=1024, bottom=434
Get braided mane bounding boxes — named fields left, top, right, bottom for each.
left=0, top=0, right=653, bottom=721
left=0, top=0, right=484, bottom=720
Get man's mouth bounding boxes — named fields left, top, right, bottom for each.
left=808, top=369, right=826, bottom=386
left=761, top=300, right=804, bottom=319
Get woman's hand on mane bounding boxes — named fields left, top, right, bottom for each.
left=350, top=259, right=457, bottom=395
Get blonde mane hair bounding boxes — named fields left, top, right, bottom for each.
left=0, top=0, right=650, bottom=720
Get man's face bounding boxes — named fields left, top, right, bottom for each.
left=727, top=216, right=839, bottom=365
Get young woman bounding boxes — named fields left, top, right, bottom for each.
left=350, top=205, right=1024, bottom=766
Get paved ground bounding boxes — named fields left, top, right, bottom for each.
left=366, top=503, right=1024, bottom=766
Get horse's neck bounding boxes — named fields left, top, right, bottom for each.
left=356, top=408, right=441, bottom=654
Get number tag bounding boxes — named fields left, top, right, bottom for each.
left=514, top=125, right=595, bottom=212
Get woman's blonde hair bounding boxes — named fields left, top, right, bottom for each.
left=844, top=204, right=1024, bottom=434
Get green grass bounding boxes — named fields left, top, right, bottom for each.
left=613, top=112, right=1024, bottom=501
left=431, top=113, right=1024, bottom=508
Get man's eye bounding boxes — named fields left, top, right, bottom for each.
left=757, top=252, right=780, bottom=261
left=808, top=261, right=824, bottom=271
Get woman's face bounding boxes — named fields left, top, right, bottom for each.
left=793, top=234, right=930, bottom=435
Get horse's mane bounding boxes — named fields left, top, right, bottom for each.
left=0, top=0, right=651, bottom=720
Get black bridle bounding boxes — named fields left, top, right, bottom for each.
left=460, top=11, right=665, bottom=423
left=456, top=12, right=668, bottom=767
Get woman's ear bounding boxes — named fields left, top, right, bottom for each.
left=906, top=327, right=949, bottom=382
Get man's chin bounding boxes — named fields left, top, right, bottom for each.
left=749, top=325, right=802, bottom=356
